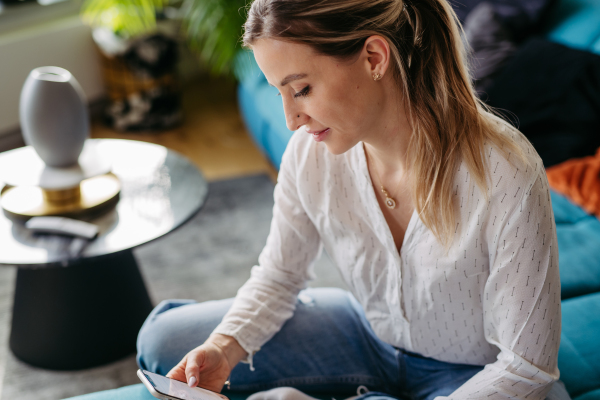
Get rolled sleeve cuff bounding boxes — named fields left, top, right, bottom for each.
left=212, top=325, right=261, bottom=371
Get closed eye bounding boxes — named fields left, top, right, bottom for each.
left=276, top=86, right=310, bottom=98
left=294, top=85, right=310, bottom=98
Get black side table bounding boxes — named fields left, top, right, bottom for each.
left=0, top=139, right=208, bottom=370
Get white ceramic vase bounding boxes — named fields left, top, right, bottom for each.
left=20, top=66, right=90, bottom=168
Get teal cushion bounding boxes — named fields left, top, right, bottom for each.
left=558, top=292, right=600, bottom=398
left=551, top=191, right=600, bottom=299
left=575, top=389, right=600, bottom=400
left=551, top=191, right=591, bottom=225
left=592, top=38, right=600, bottom=55
left=63, top=384, right=254, bottom=400
left=544, top=0, right=600, bottom=54
left=64, top=384, right=155, bottom=400
left=238, top=82, right=291, bottom=169
left=62, top=384, right=341, bottom=400
left=237, top=56, right=291, bottom=169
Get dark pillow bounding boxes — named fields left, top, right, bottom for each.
left=451, top=0, right=554, bottom=41
left=485, top=38, right=600, bottom=167
left=463, top=2, right=518, bottom=92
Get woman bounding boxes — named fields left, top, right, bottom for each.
left=137, top=0, right=570, bottom=399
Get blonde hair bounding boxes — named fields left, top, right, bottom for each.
left=243, top=0, right=529, bottom=246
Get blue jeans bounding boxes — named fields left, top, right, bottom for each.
left=137, top=288, right=571, bottom=400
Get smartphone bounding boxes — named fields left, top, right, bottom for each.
left=137, top=369, right=230, bottom=400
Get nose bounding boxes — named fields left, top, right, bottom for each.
left=282, top=97, right=308, bottom=131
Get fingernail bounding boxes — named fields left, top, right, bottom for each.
left=188, top=376, right=197, bottom=387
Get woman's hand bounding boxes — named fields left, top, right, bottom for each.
left=166, top=333, right=248, bottom=393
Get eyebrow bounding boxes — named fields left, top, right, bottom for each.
left=280, top=73, right=308, bottom=87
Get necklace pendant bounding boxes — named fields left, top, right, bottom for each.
left=380, top=185, right=397, bottom=209
left=385, top=196, right=397, bottom=209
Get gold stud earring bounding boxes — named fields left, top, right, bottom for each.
left=373, top=73, right=382, bottom=81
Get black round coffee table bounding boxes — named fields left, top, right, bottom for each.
left=0, top=139, right=208, bottom=370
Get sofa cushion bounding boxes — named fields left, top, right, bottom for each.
left=237, top=55, right=290, bottom=169
left=63, top=383, right=254, bottom=400
left=551, top=191, right=600, bottom=299
left=574, top=389, right=600, bottom=400
left=593, top=38, right=600, bottom=55
left=557, top=292, right=600, bottom=398
left=544, top=0, right=600, bottom=54
left=452, top=0, right=553, bottom=41
left=485, top=38, right=600, bottom=168
left=551, top=190, right=591, bottom=225
left=237, top=82, right=290, bottom=169
left=63, top=384, right=154, bottom=400
left=63, top=383, right=339, bottom=400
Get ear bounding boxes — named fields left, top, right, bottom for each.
left=362, top=35, right=391, bottom=78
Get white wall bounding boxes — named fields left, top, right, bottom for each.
left=0, top=16, right=104, bottom=136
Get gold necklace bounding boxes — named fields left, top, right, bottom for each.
left=366, top=148, right=402, bottom=210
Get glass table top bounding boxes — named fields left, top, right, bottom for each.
left=0, top=139, right=208, bottom=266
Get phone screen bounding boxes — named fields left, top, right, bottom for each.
left=141, top=370, right=228, bottom=400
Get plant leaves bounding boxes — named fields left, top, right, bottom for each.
left=182, top=0, right=248, bottom=77
left=80, top=0, right=169, bottom=38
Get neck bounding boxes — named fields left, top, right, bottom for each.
left=363, top=89, right=412, bottom=181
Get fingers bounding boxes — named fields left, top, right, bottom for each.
left=185, top=351, right=203, bottom=388
left=166, top=358, right=187, bottom=382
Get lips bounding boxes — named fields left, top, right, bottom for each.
left=306, top=127, right=330, bottom=142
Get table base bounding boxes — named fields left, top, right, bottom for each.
left=9, top=250, right=154, bottom=370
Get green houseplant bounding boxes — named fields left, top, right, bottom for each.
left=81, top=0, right=251, bottom=79
left=80, top=0, right=169, bottom=39
left=80, top=0, right=183, bottom=131
left=79, top=0, right=252, bottom=131
left=180, top=0, right=249, bottom=78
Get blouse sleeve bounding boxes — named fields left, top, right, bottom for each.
left=212, top=134, right=322, bottom=368
left=436, top=171, right=561, bottom=399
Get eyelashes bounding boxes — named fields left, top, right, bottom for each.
left=294, top=85, right=310, bottom=98
left=276, top=85, right=311, bottom=98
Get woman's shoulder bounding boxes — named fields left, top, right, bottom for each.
left=453, top=117, right=545, bottom=215
left=483, top=118, right=544, bottom=190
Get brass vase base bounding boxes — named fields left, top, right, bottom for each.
left=1, top=172, right=121, bottom=218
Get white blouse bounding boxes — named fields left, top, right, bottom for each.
left=214, top=122, right=561, bottom=400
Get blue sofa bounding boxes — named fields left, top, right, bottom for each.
left=66, top=0, right=600, bottom=399
left=550, top=192, right=600, bottom=399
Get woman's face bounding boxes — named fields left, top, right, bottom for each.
left=252, top=38, right=389, bottom=155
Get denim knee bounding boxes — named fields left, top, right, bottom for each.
left=136, top=299, right=197, bottom=374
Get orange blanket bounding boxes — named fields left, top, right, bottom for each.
left=546, top=148, right=600, bottom=217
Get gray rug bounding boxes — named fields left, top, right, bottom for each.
left=0, top=174, right=346, bottom=400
